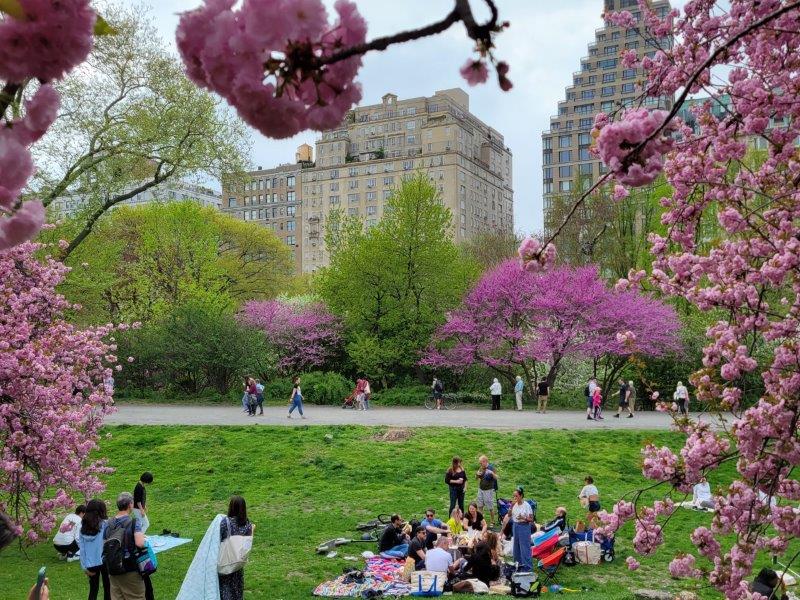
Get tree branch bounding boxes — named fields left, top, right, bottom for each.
left=0, top=82, right=20, bottom=121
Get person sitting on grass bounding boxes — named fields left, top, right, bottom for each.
left=53, top=504, right=86, bottom=561
left=378, top=514, right=409, bottom=556
left=541, top=507, right=567, bottom=533
left=420, top=508, right=450, bottom=549
left=408, top=526, right=427, bottom=570
left=462, top=502, right=488, bottom=533
left=460, top=531, right=501, bottom=586
left=446, top=507, right=464, bottom=535
left=424, top=536, right=463, bottom=578
left=692, top=477, right=714, bottom=510
left=751, top=568, right=789, bottom=600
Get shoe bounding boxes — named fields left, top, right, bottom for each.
left=614, top=414, right=620, bottom=418
left=287, top=414, right=291, bottom=419
left=587, top=416, right=593, bottom=420
left=67, top=554, right=81, bottom=562
left=301, top=415, right=307, bottom=419
left=598, top=416, right=604, bottom=420
left=162, top=529, right=172, bottom=535
left=57, top=553, right=67, bottom=561
left=627, top=414, right=634, bottom=418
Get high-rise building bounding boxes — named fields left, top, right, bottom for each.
left=220, top=150, right=310, bottom=274
left=542, top=0, right=672, bottom=227
left=50, top=180, right=222, bottom=218
left=300, top=88, right=513, bottom=272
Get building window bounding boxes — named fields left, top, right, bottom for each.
left=558, top=166, right=572, bottom=178
left=598, top=58, right=618, bottom=69
left=348, top=193, right=359, bottom=203
left=543, top=150, right=553, bottom=165
left=543, top=182, right=553, bottom=194
left=559, top=180, right=572, bottom=192
left=558, top=135, right=571, bottom=148
left=558, top=150, right=572, bottom=163
left=601, top=86, right=615, bottom=96
left=366, top=191, right=376, bottom=201
left=622, top=83, right=635, bottom=93
left=383, top=176, right=394, bottom=185
left=329, top=195, right=340, bottom=205
left=366, top=205, right=377, bottom=215
left=603, top=45, right=618, bottom=55
left=287, top=220, right=295, bottom=231
left=578, top=132, right=591, bottom=145
left=330, top=169, right=339, bottom=179
left=287, top=175, right=295, bottom=187
left=543, top=167, right=552, bottom=180
left=611, top=30, right=621, bottom=40
left=579, top=148, right=591, bottom=160
left=349, top=167, right=358, bottom=176
left=330, top=182, right=339, bottom=191
left=622, top=68, right=637, bottom=79
left=581, top=90, right=595, bottom=99
left=579, top=163, right=593, bottom=175
left=588, top=75, right=597, bottom=84
left=382, top=190, right=392, bottom=200
left=579, top=118, right=593, bottom=129
left=347, top=208, right=358, bottom=216
left=287, top=205, right=296, bottom=216
left=602, top=73, right=616, bottom=83
left=543, top=137, right=553, bottom=150
left=575, top=103, right=594, bottom=114
left=228, top=198, right=237, bottom=207
left=349, top=179, right=358, bottom=189
left=287, top=191, right=295, bottom=202
left=286, top=236, right=296, bottom=245
left=403, top=160, right=413, bottom=170
left=407, top=135, right=416, bottom=144
left=601, top=100, right=614, bottom=112
left=625, top=41, right=639, bottom=49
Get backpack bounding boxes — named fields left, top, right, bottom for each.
left=103, top=517, right=137, bottom=576
left=217, top=518, right=253, bottom=575
left=434, top=381, right=443, bottom=393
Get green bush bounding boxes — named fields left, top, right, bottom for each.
left=371, top=385, right=429, bottom=406
left=260, top=371, right=352, bottom=405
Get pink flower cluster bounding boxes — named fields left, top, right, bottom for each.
left=641, top=444, right=679, bottom=482
left=239, top=298, right=342, bottom=374
left=669, top=553, right=702, bottom=579
left=593, top=108, right=674, bottom=186
left=176, top=0, right=367, bottom=139
left=0, top=84, right=60, bottom=250
left=0, top=0, right=95, bottom=83
left=517, top=237, right=557, bottom=273
left=0, top=243, right=118, bottom=540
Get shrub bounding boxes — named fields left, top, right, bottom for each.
left=371, top=385, right=429, bottom=406
left=261, top=371, right=352, bottom=405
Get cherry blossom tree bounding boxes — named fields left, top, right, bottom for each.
left=422, top=260, right=680, bottom=396
left=0, top=242, right=120, bottom=542
left=239, top=299, right=342, bottom=375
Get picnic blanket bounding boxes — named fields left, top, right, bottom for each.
left=176, top=514, right=224, bottom=600
left=314, top=557, right=412, bottom=597
left=146, top=535, right=193, bottom=554
left=676, top=501, right=714, bottom=513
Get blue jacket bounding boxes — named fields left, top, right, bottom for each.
left=77, top=521, right=106, bottom=570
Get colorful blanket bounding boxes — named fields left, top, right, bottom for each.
left=314, top=557, right=411, bottom=597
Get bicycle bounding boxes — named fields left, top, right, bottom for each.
left=424, top=392, right=458, bottom=410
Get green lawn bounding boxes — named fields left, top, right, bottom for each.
left=0, top=426, right=766, bottom=599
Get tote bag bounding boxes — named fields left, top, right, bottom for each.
left=410, top=570, right=445, bottom=597
left=217, top=518, right=253, bottom=575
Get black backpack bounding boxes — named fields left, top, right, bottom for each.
left=103, top=517, right=137, bottom=575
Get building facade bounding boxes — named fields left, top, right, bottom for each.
left=220, top=145, right=312, bottom=274
left=50, top=180, right=222, bottom=218
left=300, top=88, right=513, bottom=272
left=542, top=0, right=672, bottom=227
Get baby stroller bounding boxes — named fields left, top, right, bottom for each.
left=599, top=534, right=615, bottom=562
left=342, top=392, right=357, bottom=409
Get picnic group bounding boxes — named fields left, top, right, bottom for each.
left=237, top=373, right=694, bottom=419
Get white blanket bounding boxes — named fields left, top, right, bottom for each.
left=176, top=514, right=224, bottom=600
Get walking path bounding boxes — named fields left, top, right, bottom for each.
left=107, top=404, right=727, bottom=430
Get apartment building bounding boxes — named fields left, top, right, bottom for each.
left=220, top=144, right=312, bottom=274
left=300, top=88, right=513, bottom=272
left=542, top=0, right=673, bottom=227
left=50, top=180, right=222, bottom=218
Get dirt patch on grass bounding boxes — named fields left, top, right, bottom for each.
left=372, top=428, right=413, bottom=442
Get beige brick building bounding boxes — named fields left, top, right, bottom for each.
left=220, top=143, right=313, bottom=274
left=542, top=0, right=672, bottom=227
left=301, top=88, right=513, bottom=272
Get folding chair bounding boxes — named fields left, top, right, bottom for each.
left=532, top=533, right=559, bottom=559
left=537, top=547, right=566, bottom=586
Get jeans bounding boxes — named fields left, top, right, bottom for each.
left=384, top=543, right=409, bottom=557
left=289, top=395, right=304, bottom=416
left=449, top=486, right=465, bottom=515
left=241, top=393, right=249, bottom=411
left=364, top=393, right=370, bottom=410
left=491, top=395, right=501, bottom=410
left=144, top=575, right=154, bottom=600
left=86, top=564, right=111, bottom=600
left=678, top=398, right=688, bottom=415
left=256, top=394, right=264, bottom=414
left=512, top=521, right=533, bottom=571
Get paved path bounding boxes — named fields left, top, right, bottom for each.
left=107, top=404, right=726, bottom=430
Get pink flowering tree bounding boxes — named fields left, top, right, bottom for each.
left=0, top=242, right=120, bottom=542
left=239, top=299, right=342, bottom=376
left=422, top=260, right=680, bottom=397
left=518, top=1, right=800, bottom=596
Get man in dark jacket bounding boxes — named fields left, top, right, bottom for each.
left=751, top=568, right=788, bottom=600
left=378, top=514, right=409, bottom=555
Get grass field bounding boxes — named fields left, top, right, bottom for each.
left=0, top=425, right=772, bottom=599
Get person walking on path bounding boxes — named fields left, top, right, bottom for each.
left=489, top=378, right=502, bottom=411
left=502, top=486, right=533, bottom=572
left=79, top=499, right=110, bottom=600
left=355, top=378, right=366, bottom=410
left=431, top=377, right=444, bottom=410
left=476, top=456, right=498, bottom=527
left=514, top=376, right=524, bottom=411
left=536, top=379, right=549, bottom=413
left=254, top=380, right=264, bottom=415
left=585, top=377, right=598, bottom=420
left=240, top=377, right=251, bottom=413
left=246, top=378, right=258, bottom=416
left=218, top=496, right=255, bottom=600
left=445, top=456, right=467, bottom=515
left=104, top=492, right=146, bottom=600
left=674, top=381, right=690, bottom=416
left=288, top=376, right=306, bottom=419
left=363, top=378, right=372, bottom=410
left=614, top=378, right=634, bottom=418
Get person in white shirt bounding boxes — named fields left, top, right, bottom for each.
left=53, top=505, right=86, bottom=560
left=692, top=477, right=714, bottom=509
left=501, top=486, right=533, bottom=571
left=489, top=378, right=502, bottom=411
left=674, top=381, right=690, bottom=416
left=578, top=476, right=601, bottom=527
left=424, top=536, right=461, bottom=575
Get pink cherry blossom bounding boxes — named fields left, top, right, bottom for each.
left=176, top=0, right=367, bottom=139
left=0, top=0, right=96, bottom=83
left=669, top=553, right=702, bottom=579
left=460, top=59, right=489, bottom=86
left=626, top=556, right=641, bottom=571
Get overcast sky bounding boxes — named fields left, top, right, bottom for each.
left=145, top=0, right=683, bottom=234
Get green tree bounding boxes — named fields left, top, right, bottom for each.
left=33, top=4, right=250, bottom=256
left=61, top=201, right=293, bottom=323
left=459, top=230, right=521, bottom=270
left=317, top=173, right=477, bottom=383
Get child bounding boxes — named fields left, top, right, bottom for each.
left=592, top=388, right=604, bottom=420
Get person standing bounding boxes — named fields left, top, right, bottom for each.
left=614, top=378, right=633, bottom=418
left=79, top=499, right=110, bottom=600
left=363, top=378, right=372, bottom=410
left=354, top=378, right=366, bottom=410
left=674, top=381, right=689, bottom=416
left=254, top=380, right=264, bottom=415
left=445, top=456, right=467, bottom=514
left=537, top=379, right=549, bottom=414
left=241, top=377, right=251, bottom=413
left=476, top=456, right=498, bottom=527
left=502, top=486, right=533, bottom=572
left=53, top=504, right=85, bottom=561
left=489, top=378, right=502, bottom=411
left=584, top=378, right=594, bottom=420
left=431, top=377, right=444, bottom=410
left=287, top=376, right=305, bottom=419
left=133, top=472, right=154, bottom=600
left=514, top=376, right=524, bottom=411
left=104, top=492, right=146, bottom=600
left=219, top=496, right=255, bottom=600
left=578, top=476, right=601, bottom=528
left=246, top=377, right=258, bottom=416
left=628, top=381, right=636, bottom=414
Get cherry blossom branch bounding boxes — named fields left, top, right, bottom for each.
left=0, top=82, right=20, bottom=120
